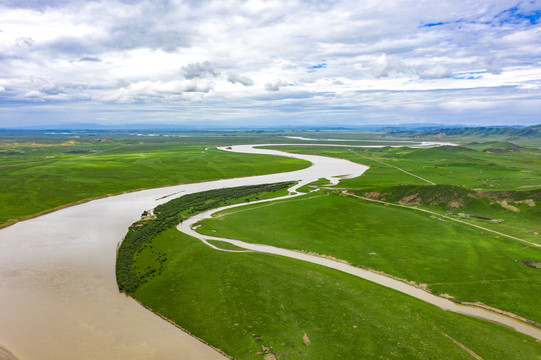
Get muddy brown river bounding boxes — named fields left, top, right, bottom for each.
left=0, top=145, right=367, bottom=359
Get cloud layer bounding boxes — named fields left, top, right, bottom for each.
left=1, top=0, right=540, bottom=127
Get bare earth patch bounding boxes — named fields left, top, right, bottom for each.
left=447, top=200, right=462, bottom=209
left=303, top=332, right=311, bottom=346
left=498, top=200, right=520, bottom=212
left=522, top=261, right=541, bottom=269
left=398, top=195, right=419, bottom=205
left=515, top=199, right=536, bottom=207
left=364, top=192, right=381, bottom=200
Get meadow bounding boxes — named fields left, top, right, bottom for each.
left=198, top=191, right=541, bottom=324
left=132, top=229, right=541, bottom=359
left=195, top=142, right=541, bottom=325
left=267, top=143, right=541, bottom=191
left=263, top=144, right=541, bottom=242
left=0, top=132, right=309, bottom=228
left=122, top=135, right=541, bottom=358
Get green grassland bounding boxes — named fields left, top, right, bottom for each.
left=0, top=134, right=309, bottom=227
left=262, top=145, right=541, bottom=242
left=383, top=124, right=541, bottom=147
left=267, top=144, right=541, bottom=191
left=106, top=134, right=541, bottom=358
left=197, top=191, right=541, bottom=324
left=6, top=129, right=540, bottom=358
left=196, top=143, right=541, bottom=325
left=132, top=229, right=541, bottom=359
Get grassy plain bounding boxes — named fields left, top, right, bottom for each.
left=268, top=144, right=541, bottom=191
left=0, top=132, right=310, bottom=227
left=196, top=142, right=541, bottom=325
left=264, top=145, right=541, bottom=242
left=198, top=192, right=541, bottom=324
left=132, top=229, right=541, bottom=359
left=3, top=128, right=540, bottom=357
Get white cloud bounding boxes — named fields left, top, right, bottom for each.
left=0, top=0, right=540, bottom=127
left=103, top=80, right=214, bottom=102
left=418, top=64, right=452, bottom=79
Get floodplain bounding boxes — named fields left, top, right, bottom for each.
left=1, top=128, right=540, bottom=359
left=124, top=131, right=541, bottom=359
left=0, top=131, right=309, bottom=228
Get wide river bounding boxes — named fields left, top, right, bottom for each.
left=1, top=143, right=539, bottom=360
left=0, top=144, right=368, bottom=360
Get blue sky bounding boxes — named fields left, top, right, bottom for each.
left=0, top=0, right=540, bottom=128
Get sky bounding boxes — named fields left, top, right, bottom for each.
left=0, top=0, right=540, bottom=128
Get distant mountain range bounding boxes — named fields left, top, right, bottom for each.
left=0, top=122, right=466, bottom=131
left=390, top=124, right=540, bottom=138
left=1, top=122, right=539, bottom=136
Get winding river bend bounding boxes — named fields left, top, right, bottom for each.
left=1, top=143, right=539, bottom=359
left=0, top=144, right=366, bottom=360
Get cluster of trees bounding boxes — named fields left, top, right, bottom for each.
left=116, top=182, right=294, bottom=293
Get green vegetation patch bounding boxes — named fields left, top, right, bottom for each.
left=207, top=240, right=247, bottom=251
left=262, top=145, right=541, bottom=241
left=116, top=182, right=294, bottom=293
left=265, top=144, right=541, bottom=191
left=467, top=141, right=523, bottom=153
left=384, top=124, right=541, bottom=146
left=366, top=184, right=475, bottom=208
left=296, top=178, right=331, bottom=193
left=198, top=192, right=541, bottom=324
left=0, top=138, right=309, bottom=227
left=356, top=185, right=541, bottom=242
left=133, top=229, right=541, bottom=359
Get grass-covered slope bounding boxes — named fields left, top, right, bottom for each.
left=262, top=144, right=541, bottom=240
left=421, top=124, right=541, bottom=139
left=388, top=124, right=541, bottom=146
left=132, top=229, right=541, bottom=359
left=266, top=144, right=541, bottom=191
left=356, top=184, right=540, bottom=237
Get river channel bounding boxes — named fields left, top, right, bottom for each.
left=0, top=144, right=367, bottom=360
left=2, top=143, right=538, bottom=360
